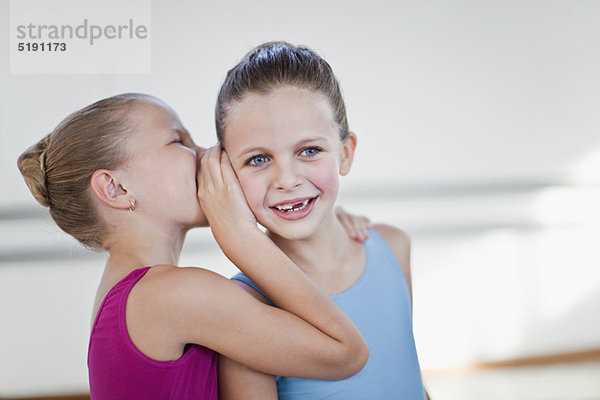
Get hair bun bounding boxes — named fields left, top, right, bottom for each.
left=17, top=134, right=52, bottom=208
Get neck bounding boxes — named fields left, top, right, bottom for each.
left=268, top=212, right=353, bottom=275
left=105, top=222, right=188, bottom=274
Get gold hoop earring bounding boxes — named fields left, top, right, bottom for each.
left=129, top=200, right=136, bottom=212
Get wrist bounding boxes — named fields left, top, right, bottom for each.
left=226, top=220, right=261, bottom=237
left=212, top=224, right=273, bottom=266
left=210, top=218, right=261, bottom=244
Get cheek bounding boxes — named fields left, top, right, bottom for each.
left=238, top=173, right=266, bottom=212
left=308, top=159, right=340, bottom=197
left=159, top=156, right=196, bottom=202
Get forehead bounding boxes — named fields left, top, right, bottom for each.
left=127, top=99, right=181, bottom=129
left=124, top=100, right=183, bottom=152
left=224, top=86, right=338, bottom=146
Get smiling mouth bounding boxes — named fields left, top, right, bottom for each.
left=271, top=197, right=316, bottom=212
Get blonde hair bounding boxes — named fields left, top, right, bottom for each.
left=17, top=93, right=153, bottom=250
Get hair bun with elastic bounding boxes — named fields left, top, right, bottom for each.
left=17, top=134, right=52, bottom=208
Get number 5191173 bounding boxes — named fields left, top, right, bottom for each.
left=18, top=42, right=67, bottom=51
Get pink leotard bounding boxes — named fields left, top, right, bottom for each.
left=88, top=267, right=217, bottom=399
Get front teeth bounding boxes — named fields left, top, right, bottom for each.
left=274, top=198, right=310, bottom=212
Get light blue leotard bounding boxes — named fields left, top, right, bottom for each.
left=232, top=229, right=426, bottom=400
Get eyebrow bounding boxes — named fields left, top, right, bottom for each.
left=237, top=136, right=328, bottom=157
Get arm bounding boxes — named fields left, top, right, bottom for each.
left=218, top=282, right=277, bottom=400
left=158, top=266, right=366, bottom=379
left=217, top=208, right=371, bottom=399
left=178, top=146, right=367, bottom=379
left=219, top=357, right=277, bottom=400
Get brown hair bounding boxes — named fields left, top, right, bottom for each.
left=17, top=93, right=153, bottom=250
left=216, top=41, right=349, bottom=143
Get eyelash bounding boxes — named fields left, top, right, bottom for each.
left=300, top=147, right=322, bottom=157
left=245, top=147, right=322, bottom=166
left=247, top=154, right=269, bottom=166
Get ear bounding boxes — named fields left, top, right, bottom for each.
left=339, top=132, right=357, bottom=176
left=90, top=169, right=132, bottom=210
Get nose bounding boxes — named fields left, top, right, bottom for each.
left=273, top=160, right=302, bottom=191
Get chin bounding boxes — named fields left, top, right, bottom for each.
left=260, top=204, right=334, bottom=241
left=264, top=221, right=320, bottom=241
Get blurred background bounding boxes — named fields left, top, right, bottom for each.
left=1, top=0, right=599, bottom=399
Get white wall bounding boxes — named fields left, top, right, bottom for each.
left=1, top=0, right=599, bottom=396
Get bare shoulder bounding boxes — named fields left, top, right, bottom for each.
left=372, top=224, right=411, bottom=260
left=130, top=265, right=243, bottom=339
left=138, top=264, right=230, bottom=301
left=144, top=264, right=222, bottom=282
left=123, top=265, right=238, bottom=360
left=372, top=224, right=412, bottom=289
left=129, top=264, right=237, bottom=325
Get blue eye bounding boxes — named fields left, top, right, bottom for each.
left=300, top=147, right=320, bottom=157
left=248, top=155, right=269, bottom=166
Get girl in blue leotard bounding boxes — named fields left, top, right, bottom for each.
left=216, top=41, right=430, bottom=400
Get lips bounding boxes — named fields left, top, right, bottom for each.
left=272, top=198, right=311, bottom=212
left=270, top=196, right=317, bottom=220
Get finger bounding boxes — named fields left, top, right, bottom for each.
left=358, top=216, right=368, bottom=231
left=199, top=145, right=217, bottom=179
left=213, top=145, right=226, bottom=184
left=220, top=150, right=238, bottom=184
left=357, top=217, right=371, bottom=241
left=351, top=216, right=368, bottom=242
left=339, top=213, right=358, bottom=240
left=195, top=145, right=207, bottom=158
left=199, top=145, right=221, bottom=189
